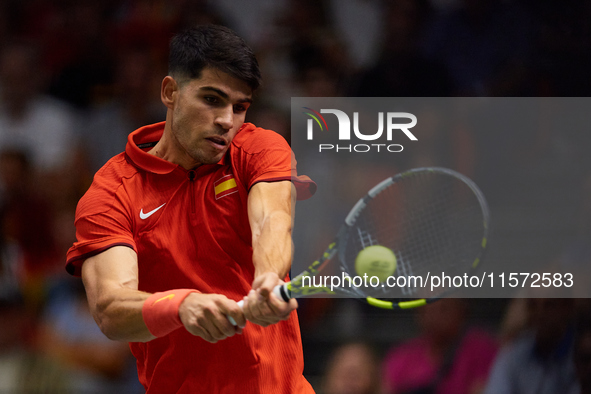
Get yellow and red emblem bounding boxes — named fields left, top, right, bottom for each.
left=214, top=174, right=238, bottom=199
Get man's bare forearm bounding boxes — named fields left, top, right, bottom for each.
left=81, top=249, right=156, bottom=342
left=248, top=181, right=295, bottom=279
left=89, top=286, right=155, bottom=342
left=252, top=209, right=293, bottom=278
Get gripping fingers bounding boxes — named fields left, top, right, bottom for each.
left=244, top=289, right=294, bottom=326
left=267, top=291, right=297, bottom=319
left=227, top=290, right=268, bottom=326
left=264, top=284, right=294, bottom=319
left=212, top=312, right=241, bottom=338
left=227, top=300, right=245, bottom=326
left=183, top=318, right=219, bottom=343
left=185, top=310, right=227, bottom=342
left=240, top=290, right=269, bottom=326
left=203, top=309, right=243, bottom=341
left=227, top=284, right=290, bottom=326
left=190, top=326, right=217, bottom=343
left=180, top=293, right=243, bottom=341
left=249, top=290, right=276, bottom=324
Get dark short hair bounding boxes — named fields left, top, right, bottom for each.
left=168, top=25, right=261, bottom=91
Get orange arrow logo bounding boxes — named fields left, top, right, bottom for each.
left=153, top=294, right=175, bottom=305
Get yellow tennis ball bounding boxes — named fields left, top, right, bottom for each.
left=355, top=245, right=397, bottom=282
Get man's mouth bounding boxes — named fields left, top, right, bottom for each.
left=206, top=136, right=227, bottom=149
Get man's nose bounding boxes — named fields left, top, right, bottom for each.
left=215, top=106, right=234, bottom=131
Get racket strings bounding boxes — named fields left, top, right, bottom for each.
left=342, top=169, right=487, bottom=299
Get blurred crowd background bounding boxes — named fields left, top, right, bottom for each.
left=0, top=0, right=591, bottom=393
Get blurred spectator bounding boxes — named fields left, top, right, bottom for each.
left=28, top=279, right=141, bottom=394
left=328, top=0, right=385, bottom=70
left=207, top=0, right=282, bottom=47
left=483, top=298, right=579, bottom=394
left=0, top=1, right=16, bottom=47
left=0, top=2, right=589, bottom=392
left=521, top=0, right=591, bottom=96
left=246, top=103, right=291, bottom=143
left=110, top=0, right=178, bottom=55
left=31, top=1, right=114, bottom=108
left=177, top=0, right=228, bottom=30
left=401, top=103, right=475, bottom=175
left=420, top=0, right=535, bottom=95
left=558, top=172, right=591, bottom=298
left=17, top=0, right=113, bottom=89
left=382, top=298, right=497, bottom=394
left=287, top=0, right=352, bottom=97
left=253, top=0, right=353, bottom=103
left=0, top=40, right=77, bottom=175
left=574, top=309, right=591, bottom=394
left=0, top=298, right=38, bottom=393
left=352, top=0, right=452, bottom=97
left=81, top=46, right=166, bottom=171
left=0, top=149, right=60, bottom=308
left=496, top=297, right=529, bottom=346
left=0, top=154, right=54, bottom=393
left=322, top=341, right=381, bottom=394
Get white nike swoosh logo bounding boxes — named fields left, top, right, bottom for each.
left=139, top=203, right=166, bottom=219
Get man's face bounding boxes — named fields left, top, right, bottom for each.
left=168, top=67, right=252, bottom=168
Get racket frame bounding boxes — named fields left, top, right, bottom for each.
left=276, top=167, right=490, bottom=310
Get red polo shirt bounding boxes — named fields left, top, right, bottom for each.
left=66, top=122, right=316, bottom=393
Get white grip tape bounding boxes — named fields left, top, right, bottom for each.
left=272, top=284, right=284, bottom=301
left=227, top=284, right=284, bottom=326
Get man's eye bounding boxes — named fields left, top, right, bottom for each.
left=234, top=105, right=246, bottom=112
left=204, top=96, right=218, bottom=104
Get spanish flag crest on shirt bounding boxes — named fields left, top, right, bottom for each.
left=214, top=174, right=238, bottom=199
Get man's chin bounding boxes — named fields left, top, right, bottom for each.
left=194, top=150, right=226, bottom=165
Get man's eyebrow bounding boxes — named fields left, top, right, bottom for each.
left=199, top=86, right=253, bottom=103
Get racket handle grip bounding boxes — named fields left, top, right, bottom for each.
left=227, top=284, right=290, bottom=326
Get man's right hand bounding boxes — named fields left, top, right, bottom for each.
left=178, top=293, right=246, bottom=343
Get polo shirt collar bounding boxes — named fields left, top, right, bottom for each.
left=126, top=122, right=178, bottom=174
left=125, top=121, right=240, bottom=174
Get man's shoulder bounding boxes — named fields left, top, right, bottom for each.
left=77, top=153, right=139, bottom=216
left=231, top=123, right=290, bottom=154
left=94, top=152, right=139, bottom=185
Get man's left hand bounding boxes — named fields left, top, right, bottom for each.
left=242, top=272, right=298, bottom=327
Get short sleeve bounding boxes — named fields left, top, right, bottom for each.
left=231, top=124, right=316, bottom=200
left=66, top=171, right=136, bottom=277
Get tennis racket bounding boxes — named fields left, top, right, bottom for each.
left=229, top=167, right=489, bottom=325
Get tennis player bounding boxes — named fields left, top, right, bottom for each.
left=66, top=25, right=316, bottom=393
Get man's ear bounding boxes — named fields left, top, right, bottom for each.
left=161, top=76, right=178, bottom=109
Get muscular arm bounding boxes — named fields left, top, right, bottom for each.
left=248, top=180, right=295, bottom=279
left=81, top=246, right=245, bottom=343
left=81, top=246, right=154, bottom=342
left=242, top=181, right=298, bottom=326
